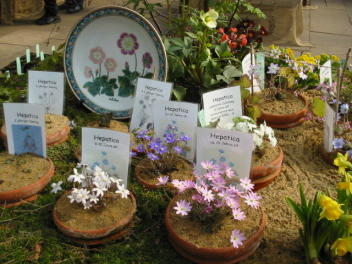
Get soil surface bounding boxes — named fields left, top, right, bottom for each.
left=55, top=193, right=134, bottom=231
left=169, top=192, right=261, bottom=248
left=242, top=99, right=338, bottom=263
left=259, top=92, right=306, bottom=115
left=45, top=114, right=69, bottom=136
left=0, top=153, right=50, bottom=191
left=252, top=140, right=280, bottom=167
left=135, top=157, right=194, bottom=185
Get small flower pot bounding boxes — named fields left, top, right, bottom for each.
left=257, top=94, right=308, bottom=129
left=0, top=154, right=55, bottom=208
left=165, top=195, right=267, bottom=264
left=250, top=147, right=284, bottom=191
left=1, top=114, right=70, bottom=147
left=53, top=192, right=137, bottom=245
left=134, top=157, right=194, bottom=189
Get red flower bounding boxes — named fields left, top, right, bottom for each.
left=142, top=52, right=153, bottom=69
left=229, top=27, right=238, bottom=33
left=117, top=33, right=139, bottom=55
left=218, top=28, right=224, bottom=34
left=221, top=34, right=229, bottom=42
left=84, top=66, right=93, bottom=78
left=229, top=41, right=238, bottom=49
left=240, top=36, right=248, bottom=47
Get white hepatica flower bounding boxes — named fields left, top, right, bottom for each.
left=51, top=181, right=63, bottom=194
left=200, top=9, right=219, bottom=29
left=93, top=186, right=106, bottom=197
left=253, top=133, right=263, bottom=149
left=67, top=188, right=78, bottom=203
left=115, top=184, right=130, bottom=199
left=68, top=168, right=85, bottom=183
left=83, top=200, right=92, bottom=210
left=234, top=122, right=250, bottom=133
left=216, top=118, right=234, bottom=130
left=74, top=188, right=90, bottom=204
left=89, top=193, right=99, bottom=204
left=269, top=134, right=277, bottom=147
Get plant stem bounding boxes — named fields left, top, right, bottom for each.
left=227, top=0, right=241, bottom=28
left=143, top=0, right=163, bottom=34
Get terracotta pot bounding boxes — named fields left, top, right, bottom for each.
left=165, top=196, right=267, bottom=264
left=250, top=147, right=284, bottom=190
left=53, top=192, right=137, bottom=243
left=0, top=158, right=55, bottom=207
left=1, top=124, right=70, bottom=147
left=134, top=157, right=193, bottom=190
left=257, top=95, right=308, bottom=129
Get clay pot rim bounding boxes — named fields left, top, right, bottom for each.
left=165, top=194, right=267, bottom=253
left=53, top=191, right=137, bottom=236
left=251, top=146, right=283, bottom=172
left=258, top=94, right=308, bottom=118
left=0, top=156, right=54, bottom=198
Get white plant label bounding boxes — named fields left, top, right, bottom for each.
left=242, top=53, right=260, bottom=92
left=202, top=86, right=242, bottom=125
left=28, top=70, right=65, bottom=115
left=196, top=127, right=253, bottom=180
left=324, top=103, right=335, bottom=152
left=81, top=128, right=131, bottom=185
left=3, top=103, right=46, bottom=157
left=153, top=100, right=199, bottom=161
left=130, top=77, right=173, bottom=131
left=320, top=60, right=332, bottom=87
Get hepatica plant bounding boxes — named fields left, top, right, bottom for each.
left=131, top=127, right=191, bottom=183
left=51, top=163, right=129, bottom=210
left=167, top=161, right=261, bottom=248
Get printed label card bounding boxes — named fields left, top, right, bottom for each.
left=202, top=86, right=242, bottom=125
left=320, top=60, right=332, bottom=87
left=130, top=77, right=173, bottom=131
left=81, top=128, right=131, bottom=185
left=196, top=127, right=253, bottom=180
left=324, top=102, right=335, bottom=152
left=242, top=53, right=260, bottom=92
left=256, top=52, right=265, bottom=90
left=28, top=70, right=65, bottom=115
left=152, top=100, right=199, bottom=160
left=3, top=103, right=46, bottom=157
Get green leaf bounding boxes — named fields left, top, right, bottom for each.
left=240, top=75, right=251, bottom=89
left=312, top=97, right=326, bottom=118
left=172, top=85, right=187, bottom=101
left=223, top=65, right=242, bottom=79
left=247, top=105, right=261, bottom=120
left=83, top=81, right=100, bottom=97
left=185, top=32, right=197, bottom=39
left=215, top=41, right=231, bottom=58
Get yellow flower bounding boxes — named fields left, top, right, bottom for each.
left=285, top=48, right=295, bottom=59
left=315, top=55, right=321, bottom=60
left=331, top=55, right=340, bottom=62
left=200, top=9, right=218, bottom=29
left=334, top=152, right=352, bottom=175
left=319, top=194, right=335, bottom=207
left=320, top=201, right=344, bottom=221
left=331, top=238, right=352, bottom=256
left=338, top=181, right=352, bottom=194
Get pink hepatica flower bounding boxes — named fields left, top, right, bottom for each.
left=104, top=58, right=117, bottom=73
left=232, top=208, right=246, bottom=221
left=174, top=200, right=192, bottom=216
left=230, top=229, right=245, bottom=248
left=240, top=178, right=254, bottom=192
left=142, top=52, right=153, bottom=69
left=200, top=160, right=216, bottom=170
left=84, top=66, right=93, bottom=78
left=156, top=175, right=169, bottom=185
left=117, top=33, right=139, bottom=55
left=89, top=46, right=106, bottom=64
left=243, top=192, right=261, bottom=209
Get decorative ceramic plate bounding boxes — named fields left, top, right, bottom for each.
left=65, top=6, right=167, bottom=119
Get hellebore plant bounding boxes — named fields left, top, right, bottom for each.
left=162, top=161, right=261, bottom=248
left=131, top=127, right=191, bottom=184
left=51, top=163, right=129, bottom=210
left=287, top=153, right=352, bottom=263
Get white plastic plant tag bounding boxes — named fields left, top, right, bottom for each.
left=130, top=77, right=172, bottom=131
left=320, top=60, right=332, bottom=87
left=81, top=127, right=131, bottom=185
left=3, top=103, right=46, bottom=157
left=153, top=100, right=199, bottom=161
left=28, top=70, right=65, bottom=115
left=324, top=102, right=335, bottom=152
left=196, top=127, right=253, bottom=180
left=202, top=86, right=242, bottom=126
left=242, top=53, right=260, bottom=92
